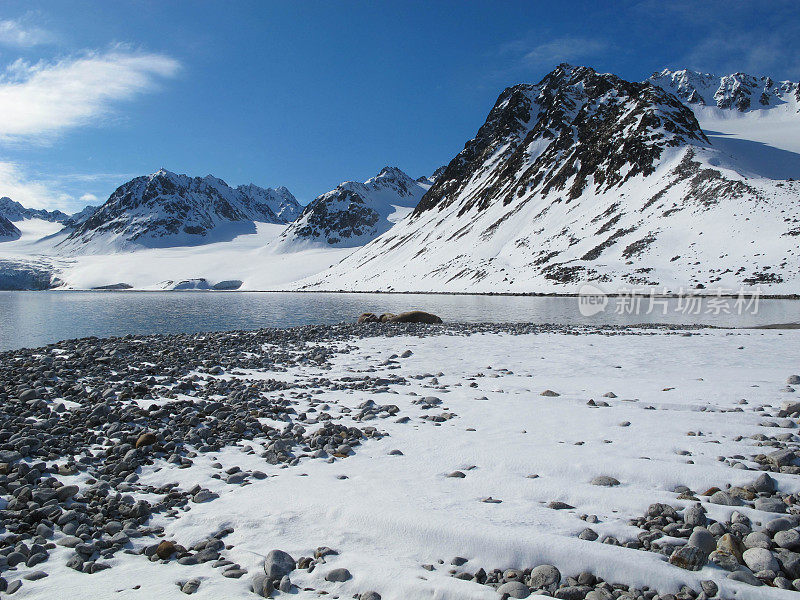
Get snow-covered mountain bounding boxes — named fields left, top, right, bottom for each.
left=0, top=196, right=70, bottom=223
left=61, top=204, right=99, bottom=229
left=0, top=215, right=21, bottom=241
left=58, top=169, right=302, bottom=252
left=649, top=68, right=799, bottom=113
left=275, top=166, right=432, bottom=250
left=298, top=64, right=800, bottom=293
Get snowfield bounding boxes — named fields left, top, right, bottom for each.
left=9, top=325, right=800, bottom=599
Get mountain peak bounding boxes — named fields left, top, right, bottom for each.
left=415, top=63, right=707, bottom=215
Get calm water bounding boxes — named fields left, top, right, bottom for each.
left=0, top=291, right=798, bottom=351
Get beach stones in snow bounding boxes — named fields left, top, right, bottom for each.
left=754, top=496, right=786, bottom=513
left=156, top=540, right=177, bottom=560
left=325, top=568, right=352, bottom=582
left=669, top=545, right=707, bottom=570
left=742, top=547, right=780, bottom=572
left=529, top=565, right=560, bottom=592
left=687, top=528, right=716, bottom=557
left=683, top=503, right=707, bottom=527
left=590, top=475, right=620, bottom=487
left=250, top=574, right=274, bottom=598
left=180, top=578, right=201, bottom=594
left=496, top=581, right=530, bottom=598
left=263, top=549, right=296, bottom=579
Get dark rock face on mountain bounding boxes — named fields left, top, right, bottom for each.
left=0, top=215, right=21, bottom=241
left=649, top=69, right=800, bottom=112
left=61, top=169, right=301, bottom=250
left=416, top=64, right=707, bottom=215
left=277, top=167, right=432, bottom=248
left=0, top=197, right=69, bottom=223
left=300, top=64, right=800, bottom=293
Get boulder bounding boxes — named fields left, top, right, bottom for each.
left=263, top=549, right=296, bottom=579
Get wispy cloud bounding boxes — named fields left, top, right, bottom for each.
left=0, top=48, right=181, bottom=142
left=519, top=37, right=610, bottom=69
left=0, top=16, right=55, bottom=48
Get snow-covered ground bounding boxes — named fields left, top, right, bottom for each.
left=18, top=326, right=800, bottom=599
left=0, top=220, right=351, bottom=290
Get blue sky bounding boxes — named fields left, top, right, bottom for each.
left=0, top=0, right=798, bottom=211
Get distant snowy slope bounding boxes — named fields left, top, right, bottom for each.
left=275, top=166, right=432, bottom=250
left=0, top=197, right=69, bottom=223
left=0, top=215, right=20, bottom=241
left=298, top=64, right=800, bottom=293
left=57, top=169, right=301, bottom=253
left=649, top=69, right=800, bottom=178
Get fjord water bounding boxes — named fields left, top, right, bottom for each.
left=1, top=291, right=798, bottom=351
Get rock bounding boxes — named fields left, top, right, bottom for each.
left=752, top=472, right=776, bottom=493
left=683, top=503, right=707, bottom=527
left=192, top=490, right=218, bottom=503
left=0, top=450, right=22, bottom=463
left=744, top=531, right=772, bottom=550
left=135, top=433, right=158, bottom=449
left=540, top=390, right=560, bottom=397
left=451, top=556, right=468, bottom=566
left=263, top=549, right=296, bottom=579
left=669, top=545, right=707, bottom=570
left=23, top=571, right=48, bottom=580
left=497, top=581, right=531, bottom=598
left=700, top=580, right=718, bottom=597
left=766, top=517, right=796, bottom=535
left=360, top=593, right=381, bottom=600
left=56, top=485, right=80, bottom=502
left=578, top=528, right=598, bottom=541
left=384, top=311, right=443, bottom=324
left=250, top=574, right=274, bottom=598
left=717, top=533, right=745, bottom=561
left=585, top=591, right=614, bottom=600
left=755, top=496, right=786, bottom=513
left=529, top=565, right=560, bottom=592
left=181, top=579, right=201, bottom=594
left=325, top=568, right=352, bottom=582
left=156, top=540, right=177, bottom=560
left=6, top=580, right=21, bottom=595
left=590, top=475, right=620, bottom=487
left=447, top=471, right=466, bottom=478
left=767, top=449, right=796, bottom=468
left=709, top=550, right=739, bottom=571
left=727, top=570, right=762, bottom=586
left=357, top=313, right=380, bottom=324
left=278, top=576, right=292, bottom=592
left=775, top=529, right=800, bottom=550
left=547, top=501, right=574, bottom=510
left=709, top=490, right=740, bottom=506
left=789, top=375, right=800, bottom=385
left=743, top=547, right=780, bottom=572
left=687, top=528, right=716, bottom=557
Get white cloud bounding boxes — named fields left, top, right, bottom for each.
left=0, top=163, right=129, bottom=211
left=0, top=17, right=54, bottom=48
left=0, top=49, right=181, bottom=142
left=521, top=37, right=609, bottom=69
left=0, top=162, right=73, bottom=210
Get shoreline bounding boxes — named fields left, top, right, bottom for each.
left=4, top=287, right=800, bottom=300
